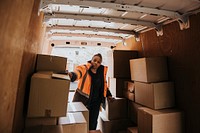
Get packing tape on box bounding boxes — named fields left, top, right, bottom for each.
left=71, top=104, right=77, bottom=111
left=68, top=113, right=76, bottom=123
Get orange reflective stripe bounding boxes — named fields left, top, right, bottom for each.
left=77, top=69, right=82, bottom=78
left=80, top=65, right=88, bottom=91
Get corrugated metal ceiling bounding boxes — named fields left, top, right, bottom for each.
left=40, top=0, right=200, bottom=44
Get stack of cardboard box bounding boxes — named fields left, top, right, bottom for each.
left=24, top=54, right=88, bottom=133
left=107, top=50, right=138, bottom=98
left=105, top=50, right=138, bottom=133
left=25, top=54, right=69, bottom=132
left=128, top=57, right=184, bottom=133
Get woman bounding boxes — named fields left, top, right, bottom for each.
left=68, top=53, right=114, bottom=130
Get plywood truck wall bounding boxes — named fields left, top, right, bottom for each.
left=0, top=0, right=45, bottom=133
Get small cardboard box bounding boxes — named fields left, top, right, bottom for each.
left=124, top=81, right=135, bottom=93
left=127, top=127, right=138, bottom=133
left=130, top=57, right=168, bottom=83
left=36, top=54, right=67, bottom=72
left=124, top=91, right=135, bottom=101
left=135, top=81, right=175, bottom=109
left=127, top=81, right=135, bottom=93
left=138, top=107, right=184, bottom=133
left=98, top=113, right=132, bottom=133
left=23, top=125, right=63, bottom=133
left=27, top=73, right=70, bottom=117
left=25, top=117, right=57, bottom=128
left=102, top=97, right=128, bottom=120
left=67, top=102, right=89, bottom=132
left=58, top=112, right=87, bottom=133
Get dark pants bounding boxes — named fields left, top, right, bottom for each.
left=72, top=91, right=101, bottom=130
left=87, top=100, right=101, bottom=130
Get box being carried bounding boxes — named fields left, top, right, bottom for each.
left=27, top=72, right=70, bottom=117
left=36, top=54, right=67, bottom=72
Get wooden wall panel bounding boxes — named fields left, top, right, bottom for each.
left=115, top=35, right=144, bottom=57
left=140, top=13, right=200, bottom=133
left=0, top=0, right=44, bottom=133
left=12, top=0, right=45, bottom=133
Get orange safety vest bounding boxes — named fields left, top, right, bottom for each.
left=74, top=62, right=108, bottom=98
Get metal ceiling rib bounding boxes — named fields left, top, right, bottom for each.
left=40, top=0, right=200, bottom=44
left=41, top=0, right=181, bottom=18
left=44, top=13, right=156, bottom=28
left=46, top=26, right=135, bottom=35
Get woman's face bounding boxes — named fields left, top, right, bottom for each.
left=91, top=55, right=102, bottom=69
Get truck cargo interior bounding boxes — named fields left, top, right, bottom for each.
left=1, top=0, right=200, bottom=133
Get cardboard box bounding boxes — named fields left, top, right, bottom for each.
left=127, top=81, right=135, bottom=93
left=23, top=125, right=63, bottom=133
left=98, top=113, right=132, bottom=133
left=124, top=81, right=135, bottom=93
left=102, top=98, right=127, bottom=120
left=27, top=73, right=70, bottom=117
left=67, top=102, right=89, bottom=132
left=36, top=54, right=67, bottom=72
left=128, top=101, right=143, bottom=124
left=113, top=50, right=138, bottom=78
left=109, top=77, right=129, bottom=97
left=25, top=117, right=57, bottom=128
left=107, top=50, right=137, bottom=78
left=127, top=127, right=138, bottom=133
left=130, top=57, right=168, bottom=82
left=135, top=81, right=175, bottom=109
left=124, top=91, right=135, bottom=101
left=58, top=112, right=87, bottom=133
left=138, top=107, right=184, bottom=133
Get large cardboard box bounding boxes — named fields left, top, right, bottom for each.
left=130, top=57, right=168, bottom=82
left=135, top=81, right=175, bottom=109
left=67, top=102, right=89, bottom=132
left=58, top=112, right=87, bottom=133
left=113, top=50, right=138, bottom=78
left=23, top=125, right=63, bottom=133
left=27, top=73, right=70, bottom=117
left=138, top=107, right=184, bottom=133
left=128, top=101, right=143, bottom=124
left=36, top=54, right=67, bottom=72
left=25, top=117, right=57, bottom=128
left=102, top=98, right=127, bottom=120
left=108, top=77, right=129, bottom=97
left=98, top=113, right=132, bottom=133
